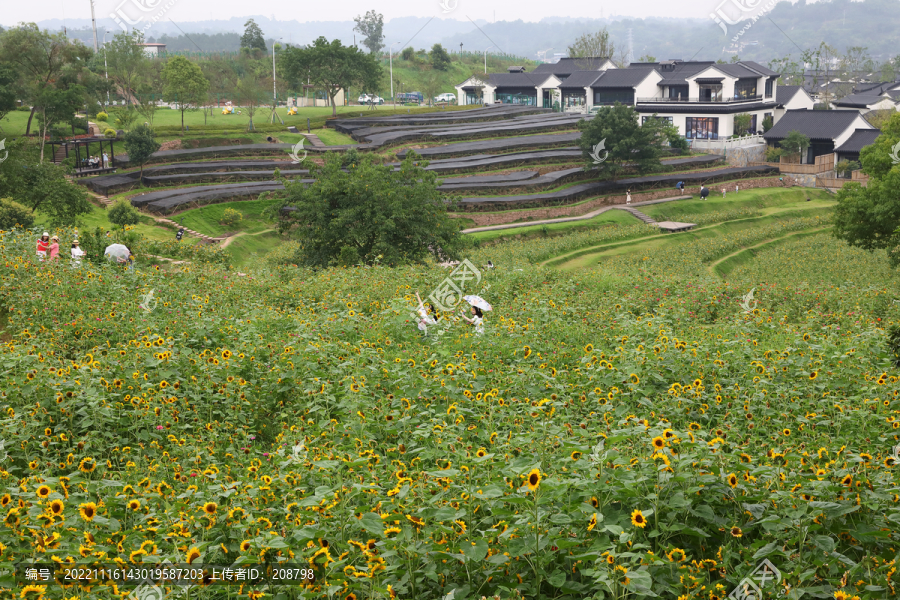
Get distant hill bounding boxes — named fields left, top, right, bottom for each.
left=22, top=0, right=900, bottom=65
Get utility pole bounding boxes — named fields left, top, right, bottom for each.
left=90, top=0, right=99, bottom=52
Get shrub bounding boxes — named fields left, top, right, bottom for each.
left=221, top=208, right=243, bottom=226
left=0, top=198, right=35, bottom=230
left=96, top=111, right=109, bottom=122
left=107, top=199, right=141, bottom=230
left=766, top=147, right=784, bottom=162
left=104, top=128, right=117, bottom=138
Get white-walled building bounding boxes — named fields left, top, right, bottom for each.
left=774, top=85, right=815, bottom=122
left=763, top=109, right=875, bottom=164
left=456, top=58, right=786, bottom=140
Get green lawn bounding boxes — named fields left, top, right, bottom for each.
left=173, top=198, right=280, bottom=237
left=640, top=187, right=833, bottom=220
left=34, top=204, right=173, bottom=242
left=469, top=208, right=636, bottom=243
left=315, top=128, right=356, bottom=146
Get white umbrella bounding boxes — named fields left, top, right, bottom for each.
left=463, top=295, right=492, bottom=312
left=104, top=244, right=131, bottom=261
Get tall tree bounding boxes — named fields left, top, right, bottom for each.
left=123, top=124, right=160, bottom=177
left=0, top=65, right=18, bottom=126
left=576, top=104, right=667, bottom=180
left=34, top=82, right=85, bottom=161
left=840, top=46, right=873, bottom=82
left=353, top=11, right=385, bottom=55
left=162, top=55, right=210, bottom=132
left=235, top=76, right=267, bottom=131
left=0, top=24, right=92, bottom=135
left=104, top=30, right=148, bottom=105
left=769, top=56, right=804, bottom=86
left=279, top=37, right=382, bottom=117
left=240, top=19, right=266, bottom=53
left=431, top=44, right=452, bottom=71
left=566, top=29, right=615, bottom=70
left=266, top=152, right=467, bottom=267
left=832, top=113, right=900, bottom=261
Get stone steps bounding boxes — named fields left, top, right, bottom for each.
left=617, top=206, right=658, bottom=225
left=152, top=217, right=226, bottom=244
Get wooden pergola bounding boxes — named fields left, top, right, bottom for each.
left=46, top=136, right=119, bottom=177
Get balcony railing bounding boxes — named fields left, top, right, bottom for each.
left=636, top=95, right=767, bottom=104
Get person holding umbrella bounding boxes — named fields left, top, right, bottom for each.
left=104, top=243, right=135, bottom=272
left=700, top=186, right=710, bottom=200
left=71, top=239, right=85, bottom=266
left=461, top=295, right=492, bottom=336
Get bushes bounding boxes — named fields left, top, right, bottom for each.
left=96, top=111, right=109, bottom=122
left=104, top=128, right=117, bottom=139
left=765, top=147, right=785, bottom=162
left=220, top=208, right=243, bottom=226
left=0, top=198, right=35, bottom=230
left=107, top=199, right=141, bottom=230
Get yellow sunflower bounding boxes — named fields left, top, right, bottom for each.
left=526, top=468, right=542, bottom=491
left=630, top=509, right=647, bottom=528
left=78, top=502, right=97, bottom=521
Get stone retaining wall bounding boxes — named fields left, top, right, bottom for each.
left=451, top=176, right=796, bottom=227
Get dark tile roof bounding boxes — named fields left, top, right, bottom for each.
left=647, top=61, right=715, bottom=86
left=531, top=57, right=610, bottom=77
left=486, top=72, right=552, bottom=88
left=775, top=85, right=804, bottom=104
left=834, top=129, right=881, bottom=154
left=590, top=68, right=656, bottom=88
left=711, top=63, right=769, bottom=79
left=739, top=60, right=780, bottom=77
left=886, top=90, right=900, bottom=100
left=558, top=70, right=604, bottom=88
left=833, top=93, right=895, bottom=108
left=763, top=109, right=866, bottom=141
left=853, top=80, right=900, bottom=95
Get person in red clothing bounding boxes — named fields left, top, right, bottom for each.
left=36, top=232, right=50, bottom=260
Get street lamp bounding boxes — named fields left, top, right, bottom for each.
left=390, top=41, right=401, bottom=107
left=103, top=31, right=110, bottom=109
left=484, top=45, right=493, bottom=74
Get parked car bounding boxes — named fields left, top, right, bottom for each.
left=358, top=94, right=384, bottom=105
left=435, top=93, right=456, bottom=103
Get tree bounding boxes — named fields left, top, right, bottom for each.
left=235, top=76, right=267, bottom=131
left=353, top=11, right=385, bottom=55
left=33, top=84, right=85, bottom=162
left=576, top=104, right=667, bottom=180
left=466, top=74, right=485, bottom=104
left=0, top=198, right=35, bottom=229
left=104, top=30, right=148, bottom=105
left=0, top=24, right=91, bottom=136
left=769, top=56, right=804, bottom=86
left=266, top=152, right=467, bottom=267
left=107, top=199, right=141, bottom=230
left=762, top=115, right=774, bottom=132
left=240, top=19, right=266, bottom=53
left=0, top=66, right=18, bottom=126
left=567, top=29, right=616, bottom=70
left=733, top=113, right=753, bottom=136
left=400, top=47, right=416, bottom=61
left=123, top=124, right=160, bottom=177
left=162, top=55, right=210, bottom=132
left=638, top=54, right=656, bottom=63
left=0, top=142, right=91, bottom=226
left=832, top=113, right=900, bottom=261
left=431, top=44, right=452, bottom=71
left=421, top=71, right=442, bottom=107
left=866, top=109, right=896, bottom=130
left=133, top=60, right=165, bottom=127
left=780, top=130, right=811, bottom=159
left=840, top=46, right=873, bottom=82
left=279, top=37, right=382, bottom=117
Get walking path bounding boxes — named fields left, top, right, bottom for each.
left=461, top=195, right=691, bottom=233
left=152, top=217, right=226, bottom=244
left=301, top=133, right=325, bottom=148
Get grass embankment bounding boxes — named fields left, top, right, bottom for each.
left=34, top=205, right=174, bottom=243
left=469, top=209, right=636, bottom=244
left=538, top=189, right=833, bottom=269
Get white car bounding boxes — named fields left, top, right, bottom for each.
left=434, top=93, right=456, bottom=103
left=358, top=94, right=384, bottom=105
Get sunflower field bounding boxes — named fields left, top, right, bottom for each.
left=1, top=221, right=899, bottom=600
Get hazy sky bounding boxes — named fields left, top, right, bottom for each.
left=2, top=0, right=783, bottom=27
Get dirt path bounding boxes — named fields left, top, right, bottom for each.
left=218, top=228, right=276, bottom=249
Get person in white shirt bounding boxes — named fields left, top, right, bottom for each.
left=102, top=152, right=109, bottom=168
left=461, top=306, right=485, bottom=336
left=70, top=239, right=85, bottom=265
left=414, top=292, right=438, bottom=335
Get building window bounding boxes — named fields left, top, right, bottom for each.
left=668, top=86, right=689, bottom=100
left=764, top=79, right=774, bottom=98
left=562, top=91, right=586, bottom=108
left=593, top=89, right=635, bottom=105
left=698, top=84, right=722, bottom=102
left=642, top=116, right=673, bottom=124
left=495, top=92, right=537, bottom=105
left=734, top=79, right=758, bottom=99
left=685, top=117, right=719, bottom=139
left=465, top=91, right=483, bottom=104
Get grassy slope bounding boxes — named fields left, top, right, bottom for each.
left=469, top=209, right=636, bottom=244
left=34, top=205, right=174, bottom=243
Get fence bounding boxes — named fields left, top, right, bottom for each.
left=750, top=153, right=834, bottom=174
left=690, top=135, right=765, bottom=154
left=816, top=169, right=869, bottom=188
